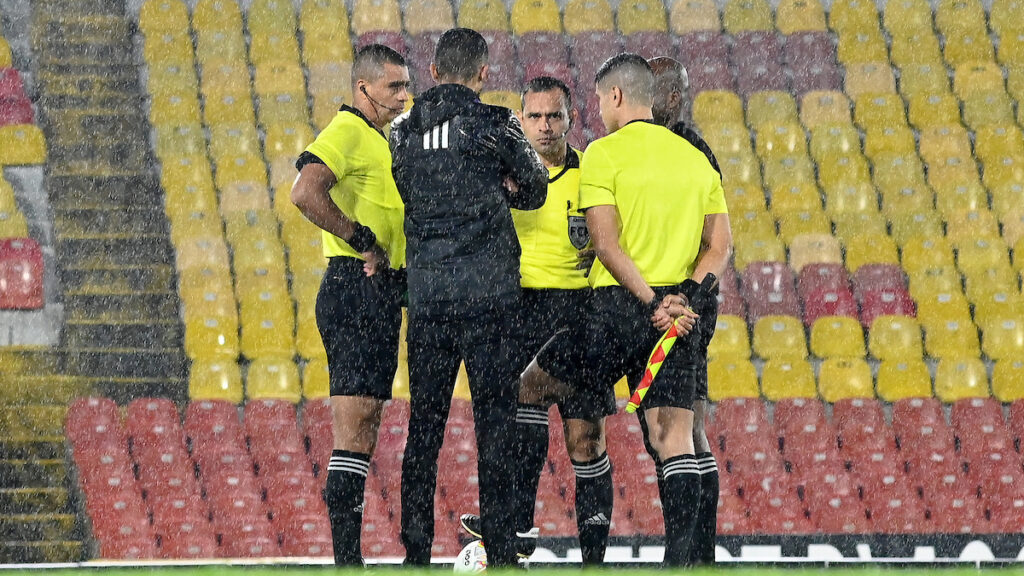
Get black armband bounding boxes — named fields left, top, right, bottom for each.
left=347, top=224, right=377, bottom=253
left=679, top=279, right=701, bottom=307
left=643, top=297, right=661, bottom=318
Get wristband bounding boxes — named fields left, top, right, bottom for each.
left=643, top=297, right=660, bottom=318
left=347, top=224, right=377, bottom=253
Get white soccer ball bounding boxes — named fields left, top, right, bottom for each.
left=453, top=540, right=488, bottom=573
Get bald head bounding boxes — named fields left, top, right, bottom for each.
left=649, top=56, right=691, bottom=127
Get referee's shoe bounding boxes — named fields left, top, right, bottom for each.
left=460, top=514, right=539, bottom=558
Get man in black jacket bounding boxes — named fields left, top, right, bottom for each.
left=390, top=27, right=548, bottom=567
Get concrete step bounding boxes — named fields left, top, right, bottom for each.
left=55, top=207, right=168, bottom=239
left=0, top=406, right=67, bottom=437
left=65, top=348, right=187, bottom=381
left=56, top=237, right=174, bottom=269
left=0, top=376, right=94, bottom=406
left=0, top=514, right=78, bottom=541
left=0, top=438, right=65, bottom=461
left=65, top=291, right=178, bottom=323
left=0, top=488, right=69, bottom=515
left=61, top=263, right=176, bottom=295
left=64, top=318, right=182, bottom=350
left=90, top=376, right=188, bottom=405
left=0, top=460, right=68, bottom=489
left=48, top=174, right=162, bottom=210
left=0, top=540, right=84, bottom=563
left=0, top=348, right=63, bottom=376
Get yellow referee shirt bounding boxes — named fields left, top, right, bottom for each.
left=302, top=105, right=406, bottom=268
left=579, top=120, right=728, bottom=289
left=512, top=147, right=589, bottom=290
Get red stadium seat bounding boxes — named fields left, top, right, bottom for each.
left=867, top=494, right=929, bottom=534
left=717, top=493, right=752, bottom=535
left=852, top=264, right=908, bottom=300
left=0, top=69, right=27, bottom=100
left=688, top=60, right=736, bottom=94
left=784, top=31, right=836, bottom=69
left=833, top=397, right=885, bottom=436
left=774, top=397, right=826, bottom=435
left=481, top=30, right=520, bottom=91
left=928, top=496, right=987, bottom=534
left=97, top=534, right=158, bottom=559
left=0, top=98, right=34, bottom=126
left=800, top=468, right=857, bottom=512
left=731, top=31, right=783, bottom=69
left=408, top=31, right=444, bottom=91
left=677, top=31, right=729, bottom=67
left=623, top=31, right=673, bottom=60
left=802, top=287, right=859, bottom=326
left=572, top=31, right=623, bottom=90
left=160, top=530, right=219, bottom=559
left=810, top=495, right=869, bottom=534
left=737, top=61, right=789, bottom=97
left=859, top=288, right=916, bottom=326
left=715, top=397, right=769, bottom=431
left=355, top=30, right=407, bottom=54
left=749, top=489, right=813, bottom=534
left=741, top=261, right=801, bottom=324
left=517, top=32, right=569, bottom=67
left=951, top=397, right=1005, bottom=430
left=797, top=263, right=850, bottom=302
left=0, top=238, right=43, bottom=309
left=220, top=518, right=280, bottom=557
left=892, top=397, right=946, bottom=437
left=127, top=398, right=180, bottom=429
left=524, top=60, right=574, bottom=91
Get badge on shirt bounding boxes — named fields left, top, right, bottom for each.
left=568, top=215, right=590, bottom=250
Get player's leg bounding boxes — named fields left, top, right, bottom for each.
left=563, top=416, right=613, bottom=565
left=400, top=312, right=461, bottom=565
left=317, top=258, right=401, bottom=566
left=689, top=394, right=719, bottom=566
left=460, top=305, right=523, bottom=567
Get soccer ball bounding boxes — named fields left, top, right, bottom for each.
left=453, top=540, right=488, bottom=573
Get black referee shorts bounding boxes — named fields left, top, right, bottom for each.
left=315, top=257, right=403, bottom=400
left=512, top=289, right=616, bottom=420
left=537, top=285, right=705, bottom=412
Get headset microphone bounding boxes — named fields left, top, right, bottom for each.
left=361, top=85, right=405, bottom=113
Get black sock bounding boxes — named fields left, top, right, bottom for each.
left=572, top=452, right=613, bottom=566
left=325, top=449, right=370, bottom=566
left=659, top=454, right=700, bottom=567
left=515, top=404, right=549, bottom=532
left=688, top=452, right=719, bottom=565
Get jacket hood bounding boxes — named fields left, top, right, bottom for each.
left=405, top=83, right=481, bottom=132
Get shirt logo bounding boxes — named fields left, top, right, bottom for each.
left=422, top=121, right=450, bottom=150
left=568, top=215, right=590, bottom=250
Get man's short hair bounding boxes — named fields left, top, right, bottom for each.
left=521, top=76, right=573, bottom=109
left=352, top=44, right=406, bottom=86
left=594, top=53, right=655, bottom=104
left=434, top=28, right=489, bottom=82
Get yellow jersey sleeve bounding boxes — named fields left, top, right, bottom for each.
left=705, top=177, right=729, bottom=215
left=305, top=122, right=351, bottom=182
left=579, top=143, right=616, bottom=209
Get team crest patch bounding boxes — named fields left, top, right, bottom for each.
left=568, top=215, right=590, bottom=250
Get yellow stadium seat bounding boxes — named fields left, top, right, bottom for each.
left=965, top=266, right=1021, bottom=303
left=818, top=152, right=873, bottom=190
left=975, top=125, right=1024, bottom=163
left=752, top=315, right=807, bottom=360
left=837, top=30, right=888, bottom=65
left=915, top=292, right=973, bottom=329
left=953, top=61, right=1006, bottom=99
left=788, top=233, right=843, bottom=271
left=478, top=90, right=519, bottom=112
left=963, top=92, right=1016, bottom=129
left=906, top=263, right=960, bottom=296
left=876, top=359, right=932, bottom=401
left=224, top=206, right=279, bottom=240
left=302, top=34, right=355, bottom=66
left=918, top=124, right=971, bottom=164
left=184, top=313, right=240, bottom=361
left=863, top=126, right=916, bottom=158
left=707, top=314, right=751, bottom=360
left=993, top=181, right=1024, bottom=218
left=308, top=61, right=354, bottom=96
left=888, top=210, right=943, bottom=245
left=0, top=126, right=47, bottom=166
left=669, top=0, right=721, bottom=34
left=832, top=211, right=888, bottom=243
left=946, top=209, right=1001, bottom=246
left=924, top=318, right=981, bottom=359
left=693, top=91, right=744, bottom=126
left=154, top=124, right=206, bottom=158
left=992, top=0, right=1024, bottom=36
left=906, top=93, right=962, bottom=130
left=264, top=124, right=313, bottom=161
left=218, top=182, right=269, bottom=214
left=809, top=124, right=860, bottom=160
left=719, top=152, right=763, bottom=188
left=1001, top=209, right=1024, bottom=247
left=926, top=156, right=982, bottom=195
left=722, top=0, right=773, bottom=33
left=240, top=301, right=296, bottom=360
left=703, top=123, right=753, bottom=156
left=248, top=0, right=298, bottom=35
left=998, top=31, right=1024, bottom=67
left=1016, top=237, right=1024, bottom=277
left=148, top=62, right=200, bottom=96
left=511, top=0, right=562, bottom=34
left=0, top=181, right=15, bottom=212
left=956, top=238, right=1012, bottom=277
left=300, top=0, right=350, bottom=35
left=707, top=359, right=760, bottom=401
left=777, top=211, right=831, bottom=245
left=883, top=0, right=934, bottom=35
left=0, top=38, right=10, bottom=69
left=889, top=30, right=944, bottom=68
left=214, top=155, right=268, bottom=190
left=992, top=359, right=1024, bottom=402
left=844, top=62, right=896, bottom=98
left=404, top=0, right=456, bottom=33
left=936, top=0, right=987, bottom=37
left=189, top=360, right=244, bottom=402
left=869, top=315, right=924, bottom=360
left=762, top=154, right=816, bottom=191
left=179, top=263, right=233, bottom=295
left=734, top=237, right=786, bottom=272
left=799, top=91, right=852, bottom=129
left=0, top=210, right=28, bottom=238
left=770, top=181, right=823, bottom=214
left=823, top=180, right=877, bottom=215
left=944, top=31, right=995, bottom=67
left=819, top=358, right=874, bottom=402
left=725, top=185, right=768, bottom=213
left=844, top=234, right=899, bottom=272
left=880, top=184, right=935, bottom=217
left=167, top=207, right=223, bottom=242
left=458, top=0, right=510, bottom=31
left=617, top=0, right=668, bottom=34
left=208, top=124, right=261, bottom=159
left=247, top=357, right=302, bottom=402
left=351, top=0, right=403, bottom=35
left=811, top=316, right=866, bottom=358
left=303, top=358, right=330, bottom=399
left=180, top=285, right=236, bottom=319
left=149, top=91, right=203, bottom=127
left=142, top=31, right=195, bottom=66
left=935, top=357, right=989, bottom=402
left=776, top=0, right=826, bottom=34
left=829, top=0, right=880, bottom=35
left=203, top=90, right=256, bottom=126
left=253, top=62, right=306, bottom=99
left=754, top=122, right=806, bottom=159
left=983, top=154, right=1024, bottom=190
left=249, top=30, right=301, bottom=66
left=761, top=359, right=817, bottom=401
left=177, top=237, right=232, bottom=275
left=199, top=60, right=251, bottom=96
left=193, top=0, right=243, bottom=35
left=981, top=318, right=1024, bottom=360
left=747, top=92, right=799, bottom=127
left=853, top=93, right=907, bottom=129
left=195, top=29, right=248, bottom=64
left=898, top=63, right=951, bottom=96
left=732, top=209, right=776, bottom=239
left=296, top=305, right=326, bottom=362
left=232, top=241, right=288, bottom=281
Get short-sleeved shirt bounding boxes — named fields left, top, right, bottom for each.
left=579, top=120, right=728, bottom=288
left=301, top=105, right=406, bottom=268
left=511, top=146, right=590, bottom=290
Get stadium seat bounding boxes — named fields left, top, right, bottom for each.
left=843, top=62, right=896, bottom=98
left=0, top=125, right=46, bottom=165
left=770, top=181, right=824, bottom=215
left=862, top=125, right=916, bottom=159
left=992, top=360, right=1024, bottom=402
left=617, top=0, right=668, bottom=35
left=722, top=0, right=773, bottom=33
left=859, top=289, right=915, bottom=327
left=843, top=234, right=899, bottom=273
left=458, top=0, right=510, bottom=30
left=706, top=314, right=751, bottom=360
left=798, top=90, right=851, bottom=129
left=819, top=358, right=874, bottom=402
left=802, top=287, right=858, bottom=327
left=754, top=121, right=805, bottom=159
left=810, top=316, right=865, bottom=358
left=786, top=233, right=841, bottom=271
left=761, top=358, right=817, bottom=400
left=934, top=357, right=990, bottom=402
left=188, top=360, right=243, bottom=403
left=980, top=318, right=1024, bottom=361
left=246, top=358, right=302, bottom=403
left=828, top=0, right=879, bottom=34
left=510, top=0, right=562, bottom=34
left=836, top=29, right=888, bottom=65
left=923, top=317, right=981, bottom=359
left=740, top=261, right=801, bottom=323
left=776, top=0, right=826, bottom=34
left=944, top=33, right=995, bottom=67
left=752, top=315, right=807, bottom=360
left=869, top=315, right=923, bottom=361
left=669, top=0, right=720, bottom=34
left=0, top=238, right=43, bottom=309
left=707, top=358, right=759, bottom=400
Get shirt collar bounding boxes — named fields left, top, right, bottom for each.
left=340, top=104, right=386, bottom=139
left=548, top=145, right=580, bottom=184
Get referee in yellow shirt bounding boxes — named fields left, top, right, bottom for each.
left=514, top=53, right=731, bottom=566
left=458, top=76, right=616, bottom=565
left=290, top=44, right=410, bottom=566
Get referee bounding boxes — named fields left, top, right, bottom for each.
left=513, top=53, right=730, bottom=566
left=458, top=76, right=617, bottom=565
left=290, top=45, right=410, bottom=566
left=649, top=56, right=732, bottom=565
left=389, top=28, right=548, bottom=567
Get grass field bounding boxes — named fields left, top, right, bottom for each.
left=19, top=568, right=1024, bottom=575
